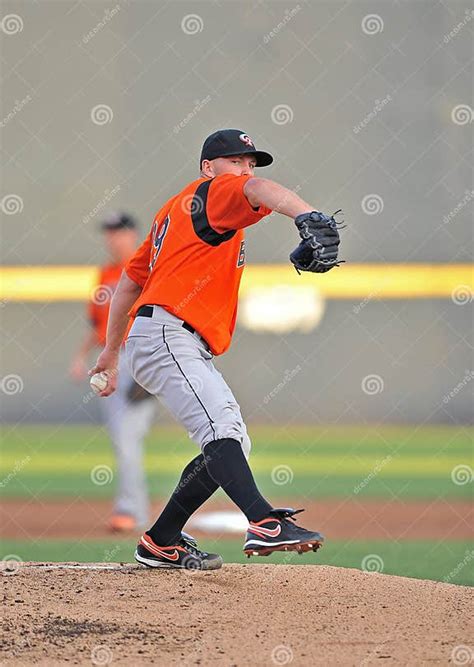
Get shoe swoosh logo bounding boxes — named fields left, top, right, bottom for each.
left=249, top=524, right=281, bottom=537
left=140, top=537, right=180, bottom=561
left=156, top=549, right=179, bottom=561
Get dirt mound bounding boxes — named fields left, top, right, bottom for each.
left=1, top=563, right=472, bottom=665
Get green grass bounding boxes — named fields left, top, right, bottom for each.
left=1, top=423, right=473, bottom=500
left=1, top=423, right=472, bottom=585
left=1, top=538, right=472, bottom=586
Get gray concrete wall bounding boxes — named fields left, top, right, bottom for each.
left=1, top=0, right=472, bottom=423
left=1, top=298, right=472, bottom=424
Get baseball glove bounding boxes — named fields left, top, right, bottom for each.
left=290, top=210, right=345, bottom=274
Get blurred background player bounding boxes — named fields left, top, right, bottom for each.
left=69, top=211, right=155, bottom=532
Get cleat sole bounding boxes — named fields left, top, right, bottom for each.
left=243, top=539, right=323, bottom=558
left=135, top=550, right=223, bottom=571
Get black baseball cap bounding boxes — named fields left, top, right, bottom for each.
left=200, top=129, right=273, bottom=168
left=100, top=211, right=137, bottom=231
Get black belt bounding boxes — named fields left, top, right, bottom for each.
left=136, top=305, right=196, bottom=335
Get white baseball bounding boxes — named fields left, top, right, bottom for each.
left=90, top=372, right=108, bottom=394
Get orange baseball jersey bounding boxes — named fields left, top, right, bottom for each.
left=125, top=173, right=272, bottom=355
left=88, top=263, right=124, bottom=347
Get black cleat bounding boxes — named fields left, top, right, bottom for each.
left=243, top=508, right=324, bottom=557
left=135, top=533, right=223, bottom=570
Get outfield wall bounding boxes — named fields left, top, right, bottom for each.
left=1, top=1, right=472, bottom=425
left=1, top=299, right=471, bottom=424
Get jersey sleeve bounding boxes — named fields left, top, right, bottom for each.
left=124, top=229, right=152, bottom=287
left=206, top=174, right=272, bottom=232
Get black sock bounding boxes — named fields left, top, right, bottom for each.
left=147, top=453, right=218, bottom=546
left=203, top=438, right=273, bottom=523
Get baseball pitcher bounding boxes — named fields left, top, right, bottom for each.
left=89, top=129, right=344, bottom=569
left=71, top=212, right=155, bottom=531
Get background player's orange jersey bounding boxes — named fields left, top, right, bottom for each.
left=125, top=174, right=272, bottom=355
left=88, top=263, right=124, bottom=347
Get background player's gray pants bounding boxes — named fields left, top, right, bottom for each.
left=125, top=306, right=251, bottom=458
left=99, top=350, right=155, bottom=527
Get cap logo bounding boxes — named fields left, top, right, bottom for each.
left=239, top=133, right=254, bottom=147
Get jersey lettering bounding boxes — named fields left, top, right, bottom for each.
left=237, top=240, right=246, bottom=267
left=149, top=214, right=170, bottom=270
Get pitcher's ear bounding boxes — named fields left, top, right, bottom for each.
left=201, top=159, right=215, bottom=177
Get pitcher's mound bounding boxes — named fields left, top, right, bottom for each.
left=1, top=562, right=472, bottom=665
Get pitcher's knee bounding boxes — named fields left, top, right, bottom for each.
left=241, top=432, right=252, bottom=460
left=192, top=418, right=249, bottom=455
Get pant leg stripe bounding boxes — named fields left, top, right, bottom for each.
left=162, top=325, right=216, bottom=440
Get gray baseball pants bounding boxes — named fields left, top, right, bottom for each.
left=125, top=305, right=251, bottom=458
left=99, top=349, right=155, bottom=527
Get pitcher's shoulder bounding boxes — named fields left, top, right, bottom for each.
left=179, top=176, right=210, bottom=195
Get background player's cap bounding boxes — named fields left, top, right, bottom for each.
left=200, top=129, right=273, bottom=167
left=100, top=211, right=137, bottom=231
